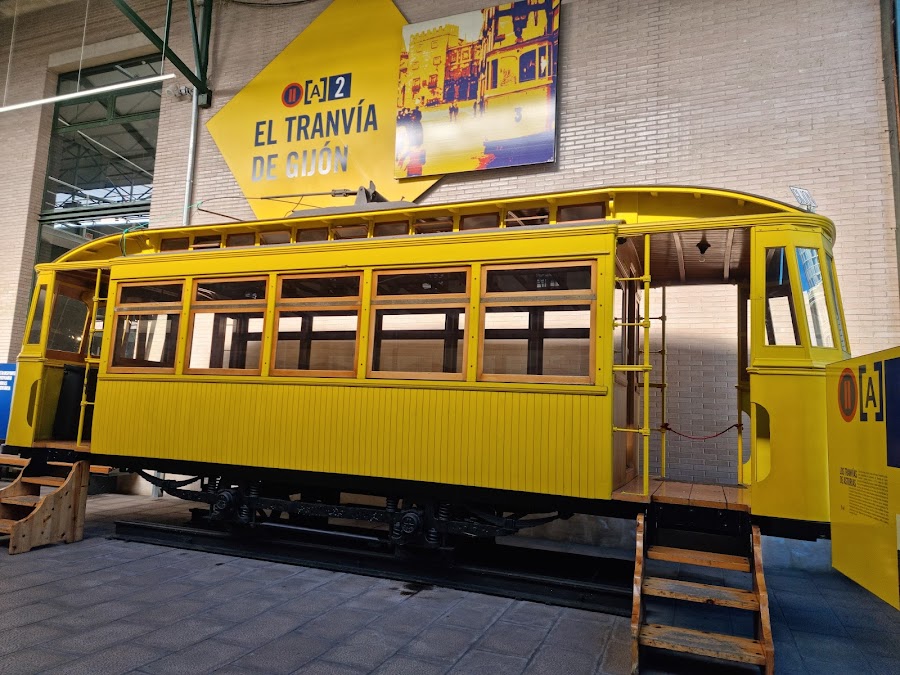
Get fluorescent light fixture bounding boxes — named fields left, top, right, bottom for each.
left=0, top=73, right=175, bottom=114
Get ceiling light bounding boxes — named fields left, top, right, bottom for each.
left=0, top=73, right=175, bottom=114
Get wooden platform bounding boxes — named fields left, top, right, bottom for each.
left=612, top=477, right=751, bottom=512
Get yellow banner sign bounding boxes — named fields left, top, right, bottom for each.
left=207, top=0, right=439, bottom=221
left=827, top=347, right=900, bottom=609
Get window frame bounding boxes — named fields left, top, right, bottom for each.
left=184, top=276, right=268, bottom=375
left=368, top=266, right=470, bottom=381
left=45, top=281, right=91, bottom=362
left=108, top=280, right=184, bottom=374
left=271, top=272, right=363, bottom=378
left=478, top=261, right=597, bottom=384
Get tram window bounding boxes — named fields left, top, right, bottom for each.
left=188, top=312, right=264, bottom=371
left=160, top=237, right=189, bottom=252
left=376, top=271, right=467, bottom=296
left=196, top=279, right=266, bottom=302
left=47, top=291, right=89, bottom=355
left=520, top=50, right=536, bottom=83
left=90, top=303, right=105, bottom=358
left=481, top=306, right=591, bottom=379
left=373, top=221, right=409, bottom=237
left=826, top=254, right=848, bottom=351
left=26, top=286, right=47, bottom=344
left=764, top=247, right=800, bottom=346
left=111, top=313, right=179, bottom=370
left=296, top=228, right=328, bottom=242
left=225, top=233, right=255, bottom=248
left=371, top=308, right=465, bottom=376
left=505, top=207, right=549, bottom=227
left=119, top=283, right=183, bottom=305
left=281, top=275, right=360, bottom=299
left=274, top=273, right=361, bottom=377
left=485, top=266, right=591, bottom=293
left=538, top=46, right=550, bottom=78
left=795, top=248, right=834, bottom=348
left=188, top=277, right=267, bottom=373
left=413, top=217, right=453, bottom=234
left=274, top=311, right=357, bottom=374
left=333, top=224, right=369, bottom=240
left=460, top=213, right=499, bottom=231
left=557, top=203, right=606, bottom=222
left=260, top=230, right=291, bottom=245
left=192, top=235, right=221, bottom=250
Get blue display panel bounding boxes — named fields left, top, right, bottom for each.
left=0, top=364, right=15, bottom=441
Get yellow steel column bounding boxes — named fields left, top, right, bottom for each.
left=659, top=286, right=667, bottom=478
left=641, top=235, right=652, bottom=496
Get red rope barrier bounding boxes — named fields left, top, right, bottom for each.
left=660, top=422, right=742, bottom=441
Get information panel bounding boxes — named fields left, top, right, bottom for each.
left=0, top=364, right=15, bottom=441
left=826, top=347, right=900, bottom=609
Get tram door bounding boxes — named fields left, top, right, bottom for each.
left=613, top=255, right=641, bottom=486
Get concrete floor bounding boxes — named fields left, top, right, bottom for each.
left=0, top=491, right=896, bottom=675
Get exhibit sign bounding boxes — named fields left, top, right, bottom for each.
left=396, top=0, right=561, bottom=178
left=0, top=364, right=15, bottom=441
left=826, top=347, right=900, bottom=609
left=207, top=0, right=439, bottom=220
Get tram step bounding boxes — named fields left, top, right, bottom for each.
left=0, top=519, right=16, bottom=535
left=20, top=476, right=65, bottom=487
left=638, top=624, right=766, bottom=666
left=646, top=545, right=750, bottom=572
left=642, top=576, right=759, bottom=610
left=0, top=495, right=42, bottom=508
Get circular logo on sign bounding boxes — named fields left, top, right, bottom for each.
left=838, top=367, right=857, bottom=422
left=282, top=83, right=303, bottom=108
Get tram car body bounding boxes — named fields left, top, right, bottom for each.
left=3, top=186, right=849, bottom=542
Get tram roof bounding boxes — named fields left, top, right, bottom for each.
left=43, top=185, right=834, bottom=287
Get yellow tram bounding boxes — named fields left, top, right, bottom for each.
left=3, top=185, right=847, bottom=537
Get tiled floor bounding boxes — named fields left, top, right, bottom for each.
left=0, top=491, right=896, bottom=674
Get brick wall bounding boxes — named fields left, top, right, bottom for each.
left=0, top=0, right=897, bottom=484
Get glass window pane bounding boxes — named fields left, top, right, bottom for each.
left=826, top=255, right=848, bottom=352
left=373, top=308, right=464, bottom=374
left=505, top=207, right=548, bottom=227
left=795, top=248, right=834, bottom=348
left=281, top=276, right=360, bottom=299
left=333, top=224, right=368, bottom=239
left=486, top=266, right=591, bottom=293
left=373, top=221, right=408, bottom=237
left=764, top=247, right=800, bottom=346
left=260, top=230, right=291, bottom=245
left=47, top=294, right=88, bottom=354
left=189, top=312, right=264, bottom=370
left=482, top=305, right=590, bottom=377
left=120, top=283, right=182, bottom=304
left=160, top=237, right=189, bottom=252
left=112, top=313, right=179, bottom=368
left=27, top=286, right=47, bottom=344
left=297, top=227, right=328, bottom=242
left=193, top=235, right=221, bottom=249
left=557, top=203, right=606, bottom=222
left=414, top=217, right=453, bottom=234
left=196, top=279, right=266, bottom=302
left=275, top=310, right=358, bottom=372
left=377, top=271, right=467, bottom=296
left=225, top=233, right=255, bottom=247
left=460, top=213, right=499, bottom=230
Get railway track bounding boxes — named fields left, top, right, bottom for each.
left=113, top=519, right=633, bottom=616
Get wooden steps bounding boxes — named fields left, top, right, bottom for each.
left=639, top=624, right=766, bottom=666
left=631, top=513, right=774, bottom=674
left=0, top=454, right=112, bottom=475
left=20, top=476, right=65, bottom=487
left=0, top=495, right=43, bottom=507
left=0, top=459, right=89, bottom=554
left=647, top=545, right=751, bottom=572
left=642, top=577, right=759, bottom=611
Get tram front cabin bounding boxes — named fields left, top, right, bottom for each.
left=3, top=187, right=849, bottom=527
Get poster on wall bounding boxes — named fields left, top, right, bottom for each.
left=395, top=0, right=561, bottom=178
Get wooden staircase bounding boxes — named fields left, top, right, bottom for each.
left=0, top=459, right=90, bottom=554
left=631, top=512, right=774, bottom=674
